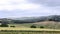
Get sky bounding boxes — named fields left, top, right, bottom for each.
left=0, top=0, right=60, bottom=18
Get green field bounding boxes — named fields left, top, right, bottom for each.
left=0, top=31, right=60, bottom=34
left=0, top=23, right=60, bottom=34
left=0, top=27, right=60, bottom=34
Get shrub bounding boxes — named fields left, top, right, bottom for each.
left=40, top=26, right=44, bottom=28
left=30, top=25, right=36, bottom=28
left=0, top=24, right=9, bottom=27
left=22, top=33, right=24, bottom=34
left=48, top=19, right=53, bottom=21
left=10, top=26, right=15, bottom=27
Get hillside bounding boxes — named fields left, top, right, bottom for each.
left=0, top=15, right=60, bottom=24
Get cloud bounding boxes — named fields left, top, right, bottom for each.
left=27, top=0, right=60, bottom=7
left=0, top=0, right=60, bottom=17
left=0, top=0, right=40, bottom=11
left=27, top=0, right=60, bottom=14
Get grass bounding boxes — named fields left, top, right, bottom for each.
left=9, top=23, right=33, bottom=28
left=0, top=24, right=60, bottom=34
left=0, top=27, right=60, bottom=31
left=0, top=27, right=60, bottom=34
left=0, top=31, right=60, bottom=34
left=6, top=23, right=60, bottom=31
left=0, top=23, right=60, bottom=34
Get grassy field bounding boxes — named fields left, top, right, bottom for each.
left=0, top=23, right=60, bottom=34
left=9, top=23, right=33, bottom=28
left=0, top=27, right=60, bottom=34
left=0, top=31, right=60, bottom=34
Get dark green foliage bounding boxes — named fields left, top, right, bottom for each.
left=21, top=33, right=24, bottom=34
left=0, top=24, right=9, bottom=27
left=40, top=26, right=44, bottom=28
left=30, top=25, right=36, bottom=28
left=48, top=19, right=53, bottom=21
left=10, top=26, right=15, bottom=27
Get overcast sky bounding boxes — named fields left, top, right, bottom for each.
left=0, top=0, right=60, bottom=18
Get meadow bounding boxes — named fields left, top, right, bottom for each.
left=0, top=27, right=60, bottom=34
left=0, top=22, right=60, bottom=34
left=0, top=24, right=60, bottom=34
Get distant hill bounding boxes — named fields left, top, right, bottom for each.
left=0, top=15, right=60, bottom=24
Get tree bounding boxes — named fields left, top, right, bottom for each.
left=0, top=19, right=9, bottom=27
left=40, top=26, right=44, bottom=28
left=10, top=26, right=15, bottom=27
left=0, top=24, right=8, bottom=27
left=48, top=19, right=53, bottom=21
left=30, top=25, right=36, bottom=28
